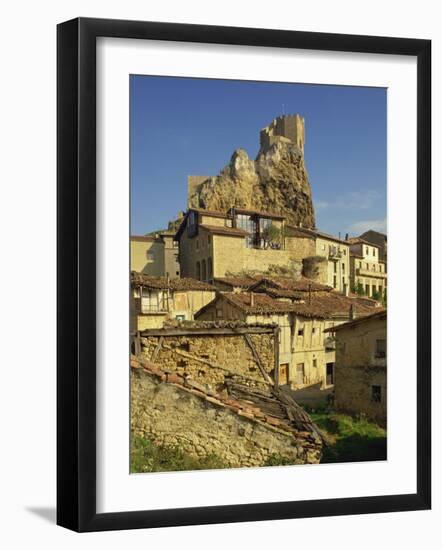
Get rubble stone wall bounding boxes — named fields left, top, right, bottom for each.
left=140, top=332, right=275, bottom=390
left=131, top=368, right=321, bottom=467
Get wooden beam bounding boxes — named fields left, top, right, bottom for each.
left=150, top=335, right=164, bottom=362
left=244, top=333, right=273, bottom=385
left=141, top=326, right=275, bottom=337
left=274, top=327, right=280, bottom=388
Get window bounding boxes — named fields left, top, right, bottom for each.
left=366, top=247, right=369, bottom=255
left=313, top=359, right=317, bottom=368
left=216, top=308, right=223, bottom=318
left=333, top=262, right=337, bottom=273
left=201, top=259, right=207, bottom=281
left=297, top=328, right=304, bottom=337
left=373, top=248, right=376, bottom=256
left=196, top=261, right=201, bottom=280
left=342, top=263, right=345, bottom=273
left=333, top=275, right=337, bottom=288
left=312, top=327, right=316, bottom=335
left=207, top=257, right=213, bottom=281
left=175, top=315, right=185, bottom=322
left=321, top=244, right=326, bottom=251
left=208, top=235, right=211, bottom=244
left=371, top=385, right=382, bottom=402
left=375, top=339, right=386, bottom=358
left=146, top=251, right=154, bottom=261
left=196, top=239, right=199, bottom=249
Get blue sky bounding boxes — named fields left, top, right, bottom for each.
left=130, top=76, right=386, bottom=237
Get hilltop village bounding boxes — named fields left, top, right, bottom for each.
left=130, top=115, right=387, bottom=469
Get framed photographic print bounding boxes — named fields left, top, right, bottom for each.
left=57, top=17, right=431, bottom=532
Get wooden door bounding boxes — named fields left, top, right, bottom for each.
left=279, top=363, right=289, bottom=385
left=296, top=363, right=304, bottom=385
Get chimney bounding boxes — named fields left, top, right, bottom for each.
left=345, top=233, right=349, bottom=241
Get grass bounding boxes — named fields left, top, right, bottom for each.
left=131, top=435, right=227, bottom=473
left=131, top=410, right=387, bottom=473
left=309, top=409, right=387, bottom=463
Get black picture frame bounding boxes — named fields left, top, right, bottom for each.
left=57, top=17, right=431, bottom=532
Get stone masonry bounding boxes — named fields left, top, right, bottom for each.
left=131, top=356, right=323, bottom=468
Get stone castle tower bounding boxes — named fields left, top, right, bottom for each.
left=259, top=114, right=305, bottom=153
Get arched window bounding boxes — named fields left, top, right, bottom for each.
left=196, top=261, right=201, bottom=280
left=201, top=259, right=207, bottom=281
left=207, top=257, right=213, bottom=281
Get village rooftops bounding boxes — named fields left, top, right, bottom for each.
left=199, top=291, right=379, bottom=319
left=285, top=225, right=349, bottom=245
left=213, top=275, right=261, bottom=289
left=323, top=309, right=387, bottom=332
left=248, top=276, right=333, bottom=293
left=131, top=272, right=216, bottom=292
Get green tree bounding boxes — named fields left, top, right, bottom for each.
left=354, top=282, right=365, bottom=296
left=262, top=224, right=281, bottom=248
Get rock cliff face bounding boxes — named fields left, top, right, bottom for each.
left=188, top=117, right=316, bottom=228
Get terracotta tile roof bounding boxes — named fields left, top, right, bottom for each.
left=217, top=290, right=380, bottom=319
left=199, top=224, right=250, bottom=237
left=131, top=272, right=216, bottom=291
left=348, top=237, right=380, bottom=248
left=190, top=207, right=230, bottom=219
left=213, top=276, right=260, bottom=288
left=323, top=309, right=386, bottom=332
left=130, top=354, right=324, bottom=442
left=285, top=225, right=349, bottom=245
left=249, top=276, right=332, bottom=293
left=130, top=235, right=160, bottom=242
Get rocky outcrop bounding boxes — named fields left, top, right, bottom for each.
left=188, top=117, right=316, bottom=228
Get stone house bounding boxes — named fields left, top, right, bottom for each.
left=348, top=237, right=387, bottom=299
left=324, top=309, right=387, bottom=426
left=138, top=322, right=278, bottom=390
left=130, top=232, right=180, bottom=278
left=175, top=207, right=301, bottom=282
left=359, top=229, right=387, bottom=262
left=195, top=285, right=380, bottom=389
left=285, top=226, right=350, bottom=294
left=130, top=272, right=216, bottom=332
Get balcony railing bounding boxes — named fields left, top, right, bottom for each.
left=356, top=268, right=387, bottom=278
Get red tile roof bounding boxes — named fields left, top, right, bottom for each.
left=199, top=224, right=250, bottom=237
left=323, top=309, right=386, bottom=332
left=131, top=272, right=216, bottom=291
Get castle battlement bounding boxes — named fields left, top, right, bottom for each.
left=260, top=114, right=305, bottom=153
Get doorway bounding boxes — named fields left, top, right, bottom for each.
left=326, top=362, right=334, bottom=385
left=296, top=363, right=304, bottom=385
left=279, top=363, right=289, bottom=385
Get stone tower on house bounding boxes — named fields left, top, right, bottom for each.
left=259, top=114, right=305, bottom=154
left=187, top=114, right=315, bottom=228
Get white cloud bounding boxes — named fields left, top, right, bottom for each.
left=348, top=218, right=387, bottom=235
left=315, top=190, right=383, bottom=211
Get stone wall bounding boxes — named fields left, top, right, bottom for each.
left=140, top=330, right=275, bottom=390
left=131, top=367, right=322, bottom=467
left=334, top=365, right=386, bottom=426
left=302, top=256, right=329, bottom=284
